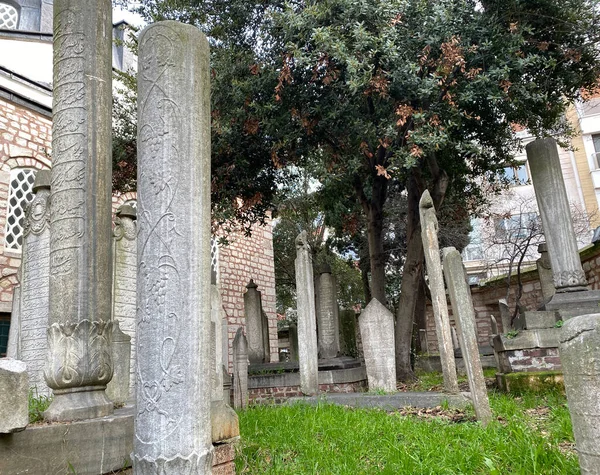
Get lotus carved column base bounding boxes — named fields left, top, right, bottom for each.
left=43, top=385, right=114, bottom=422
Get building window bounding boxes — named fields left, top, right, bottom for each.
left=494, top=212, right=540, bottom=241
left=5, top=168, right=36, bottom=252
left=0, top=3, right=19, bottom=30
left=0, top=313, right=10, bottom=357
left=591, top=134, right=600, bottom=169
left=210, top=237, right=219, bottom=280
left=462, top=218, right=484, bottom=261
left=502, top=163, right=529, bottom=186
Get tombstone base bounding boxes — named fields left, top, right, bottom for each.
left=211, top=400, right=240, bottom=443
left=543, top=289, right=600, bottom=314
left=44, top=386, right=114, bottom=422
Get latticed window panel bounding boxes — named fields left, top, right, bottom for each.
left=5, top=169, right=36, bottom=252
left=210, top=236, right=219, bottom=279
left=0, top=3, right=19, bottom=30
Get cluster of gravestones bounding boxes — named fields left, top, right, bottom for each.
left=0, top=2, right=238, bottom=474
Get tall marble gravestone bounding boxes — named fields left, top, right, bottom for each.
left=44, top=0, right=114, bottom=422
left=134, top=21, right=213, bottom=473
left=295, top=231, right=319, bottom=395
left=527, top=138, right=600, bottom=313
left=233, top=327, right=249, bottom=410
left=358, top=298, right=396, bottom=392
left=559, top=313, right=600, bottom=473
left=6, top=267, right=20, bottom=358
left=443, top=247, right=492, bottom=426
left=18, top=170, right=51, bottom=396
left=244, top=279, right=270, bottom=364
left=112, top=204, right=137, bottom=399
left=315, top=264, right=340, bottom=359
left=419, top=190, right=459, bottom=393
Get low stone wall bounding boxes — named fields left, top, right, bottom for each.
left=248, top=365, right=368, bottom=404
left=497, top=348, right=561, bottom=373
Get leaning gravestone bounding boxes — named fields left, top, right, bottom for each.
left=44, top=0, right=114, bottom=421
left=315, top=264, right=340, bottom=359
left=443, top=247, right=492, bottom=426
left=135, top=21, right=213, bottom=473
left=295, top=231, right=319, bottom=395
left=112, top=204, right=137, bottom=399
left=419, top=190, right=459, bottom=393
left=11, top=170, right=51, bottom=396
left=244, top=279, right=270, bottom=364
left=559, top=313, right=600, bottom=474
left=233, top=327, right=249, bottom=410
left=358, top=298, right=396, bottom=393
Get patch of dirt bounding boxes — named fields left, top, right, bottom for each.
left=393, top=406, right=476, bottom=423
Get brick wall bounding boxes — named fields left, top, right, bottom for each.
left=0, top=98, right=52, bottom=312
left=248, top=381, right=367, bottom=404
left=218, top=217, right=278, bottom=371
left=425, top=242, right=600, bottom=354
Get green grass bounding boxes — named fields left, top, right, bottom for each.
left=235, top=376, right=576, bottom=474
left=28, top=388, right=52, bottom=423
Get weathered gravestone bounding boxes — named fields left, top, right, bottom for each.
left=443, top=247, right=492, bottom=426
left=14, top=170, right=51, bottom=396
left=295, top=231, right=319, bottom=395
left=338, top=309, right=358, bottom=358
left=112, top=204, right=137, bottom=400
left=0, top=358, right=28, bottom=433
left=233, top=327, right=249, bottom=410
left=135, top=20, right=213, bottom=473
left=559, top=313, right=600, bottom=474
left=288, top=322, right=299, bottom=362
left=105, top=322, right=131, bottom=406
left=419, top=190, right=459, bottom=393
left=358, top=299, right=396, bottom=393
left=6, top=267, right=20, bottom=358
left=536, top=243, right=556, bottom=305
left=211, top=282, right=239, bottom=443
left=315, top=264, right=340, bottom=359
left=244, top=279, right=270, bottom=364
left=44, top=0, right=114, bottom=422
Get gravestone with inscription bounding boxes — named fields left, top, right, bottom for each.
left=112, top=204, right=137, bottom=399
left=419, top=190, right=459, bottom=393
left=6, top=267, right=20, bottom=358
left=295, top=231, right=319, bottom=395
left=315, top=264, right=340, bottom=359
left=18, top=170, right=51, bottom=396
left=134, top=21, right=213, bottom=473
left=244, top=279, right=270, bottom=364
left=358, top=299, right=396, bottom=393
left=233, top=327, right=249, bottom=410
left=44, top=0, right=114, bottom=422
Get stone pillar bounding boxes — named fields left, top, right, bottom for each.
left=6, top=268, right=20, bottom=359
left=358, top=298, right=396, bottom=392
left=559, top=313, right=600, bottom=474
left=442, top=247, right=492, bottom=426
left=498, top=299, right=512, bottom=333
left=112, top=204, right=137, bottom=400
left=44, top=0, right=114, bottom=422
left=419, top=190, right=459, bottom=393
left=233, top=327, right=248, bottom=410
left=17, top=170, right=51, bottom=396
left=211, top=283, right=239, bottom=443
left=244, top=279, right=270, bottom=364
left=536, top=243, right=556, bottom=304
left=295, top=231, right=319, bottom=395
left=527, top=138, right=598, bottom=311
left=106, top=322, right=131, bottom=406
left=315, top=264, right=340, bottom=359
left=134, top=21, right=212, bottom=473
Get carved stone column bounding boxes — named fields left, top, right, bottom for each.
left=44, top=0, right=114, bottom=421
left=134, top=21, right=213, bottom=473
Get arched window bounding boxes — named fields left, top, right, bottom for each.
left=5, top=168, right=36, bottom=252
left=0, top=2, right=19, bottom=30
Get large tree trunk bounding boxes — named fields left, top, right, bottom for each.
left=367, top=206, right=386, bottom=304
left=413, top=275, right=427, bottom=353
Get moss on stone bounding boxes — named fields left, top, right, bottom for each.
left=497, top=371, right=564, bottom=394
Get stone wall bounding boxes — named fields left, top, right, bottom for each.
left=218, top=218, right=278, bottom=370
left=0, top=98, right=52, bottom=315
left=248, top=381, right=367, bottom=405
left=424, top=242, right=600, bottom=354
